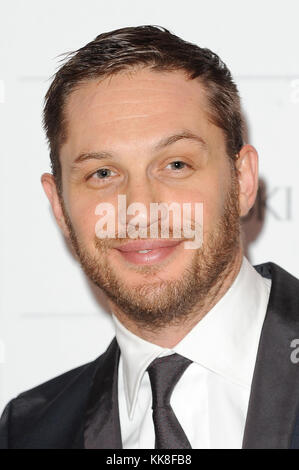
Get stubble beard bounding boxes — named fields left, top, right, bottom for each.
left=60, top=166, right=241, bottom=330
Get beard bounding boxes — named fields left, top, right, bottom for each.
left=61, top=165, right=241, bottom=330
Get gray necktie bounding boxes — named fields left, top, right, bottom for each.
left=147, top=353, right=193, bottom=449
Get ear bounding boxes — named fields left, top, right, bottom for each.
left=235, top=144, right=259, bottom=217
left=41, top=173, right=70, bottom=239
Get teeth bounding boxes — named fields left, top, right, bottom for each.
left=137, top=249, right=152, bottom=253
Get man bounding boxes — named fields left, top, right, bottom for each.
left=0, top=25, right=299, bottom=449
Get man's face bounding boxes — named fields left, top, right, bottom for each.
left=44, top=69, right=243, bottom=328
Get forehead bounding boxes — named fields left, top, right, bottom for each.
left=61, top=68, right=219, bottom=158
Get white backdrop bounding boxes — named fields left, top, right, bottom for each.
left=0, top=0, right=299, bottom=414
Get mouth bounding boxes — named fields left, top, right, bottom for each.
left=114, top=239, right=184, bottom=265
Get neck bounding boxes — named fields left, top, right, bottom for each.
left=109, top=248, right=243, bottom=348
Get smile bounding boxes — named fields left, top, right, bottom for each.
left=115, top=240, right=183, bottom=265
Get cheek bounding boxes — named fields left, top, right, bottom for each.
left=192, top=178, right=230, bottom=237
left=73, top=203, right=97, bottom=242
left=155, top=180, right=227, bottom=238
left=64, top=189, right=103, bottom=243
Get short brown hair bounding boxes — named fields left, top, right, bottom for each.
left=43, top=25, right=244, bottom=193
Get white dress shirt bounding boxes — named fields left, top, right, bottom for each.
left=112, top=257, right=271, bottom=449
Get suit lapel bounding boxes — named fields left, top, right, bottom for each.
left=83, top=337, right=122, bottom=449
left=242, top=262, right=299, bottom=448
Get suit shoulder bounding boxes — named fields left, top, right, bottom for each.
left=255, top=261, right=299, bottom=323
left=0, top=359, right=96, bottom=448
left=254, top=260, right=299, bottom=286
left=4, top=357, right=98, bottom=430
left=0, top=340, right=117, bottom=448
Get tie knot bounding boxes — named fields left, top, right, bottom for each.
left=147, top=353, right=192, bottom=408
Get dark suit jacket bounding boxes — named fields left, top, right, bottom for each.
left=1, top=262, right=299, bottom=449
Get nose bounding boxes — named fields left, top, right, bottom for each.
left=121, top=176, right=168, bottom=235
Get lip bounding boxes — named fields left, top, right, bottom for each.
left=114, top=239, right=184, bottom=265
left=116, top=239, right=183, bottom=252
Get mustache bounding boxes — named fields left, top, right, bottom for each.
left=94, top=221, right=201, bottom=249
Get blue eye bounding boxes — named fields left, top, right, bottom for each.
left=95, top=168, right=113, bottom=178
left=87, top=168, right=118, bottom=185
left=167, top=161, right=189, bottom=170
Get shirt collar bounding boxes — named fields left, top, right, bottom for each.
left=112, top=256, right=271, bottom=420
left=112, top=314, right=173, bottom=419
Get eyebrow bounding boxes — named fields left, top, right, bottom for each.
left=73, top=150, right=114, bottom=165
left=72, top=130, right=206, bottom=166
left=154, top=130, right=207, bottom=151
